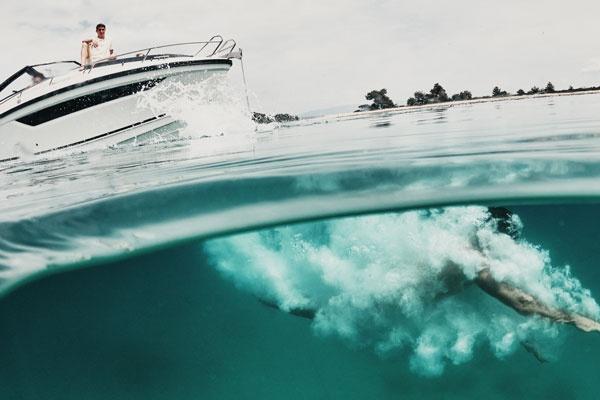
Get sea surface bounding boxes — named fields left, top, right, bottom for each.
left=2, top=92, right=600, bottom=399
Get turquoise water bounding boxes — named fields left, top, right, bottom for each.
left=2, top=93, right=600, bottom=398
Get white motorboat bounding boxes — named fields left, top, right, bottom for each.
left=0, top=36, right=239, bottom=162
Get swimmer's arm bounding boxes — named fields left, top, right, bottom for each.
left=475, top=268, right=600, bottom=333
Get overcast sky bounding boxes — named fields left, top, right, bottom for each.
left=2, top=0, right=599, bottom=113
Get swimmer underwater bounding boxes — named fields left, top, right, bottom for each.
left=243, top=207, right=600, bottom=363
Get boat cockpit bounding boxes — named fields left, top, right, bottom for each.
left=0, top=62, right=81, bottom=103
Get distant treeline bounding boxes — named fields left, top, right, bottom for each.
left=252, top=112, right=299, bottom=124
left=357, top=82, right=600, bottom=111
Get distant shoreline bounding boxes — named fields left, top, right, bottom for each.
left=319, top=89, right=600, bottom=121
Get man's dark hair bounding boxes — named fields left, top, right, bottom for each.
left=96, top=23, right=106, bottom=30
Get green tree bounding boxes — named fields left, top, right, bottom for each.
left=414, top=91, right=428, bottom=105
left=252, top=112, right=274, bottom=124
left=460, top=90, right=472, bottom=100
left=528, top=86, right=540, bottom=94
left=492, top=86, right=508, bottom=97
left=409, top=84, right=452, bottom=106
left=545, top=82, right=555, bottom=93
left=365, top=89, right=395, bottom=110
left=430, top=83, right=449, bottom=102
left=274, top=113, right=299, bottom=122
left=451, top=90, right=472, bottom=101
left=516, top=89, right=526, bottom=96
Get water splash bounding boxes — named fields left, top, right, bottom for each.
left=136, top=72, right=256, bottom=142
left=204, top=206, right=600, bottom=376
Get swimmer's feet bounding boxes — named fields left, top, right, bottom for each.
left=571, top=314, right=600, bottom=333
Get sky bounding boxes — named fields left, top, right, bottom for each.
left=1, top=0, right=600, bottom=114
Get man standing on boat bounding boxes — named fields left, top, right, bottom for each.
left=81, top=23, right=114, bottom=66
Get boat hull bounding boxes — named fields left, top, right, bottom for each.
left=0, top=60, right=232, bottom=161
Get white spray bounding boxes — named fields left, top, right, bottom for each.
left=135, top=69, right=256, bottom=144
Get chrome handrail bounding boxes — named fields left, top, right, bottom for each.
left=194, top=35, right=224, bottom=57
left=214, top=39, right=237, bottom=57
left=87, top=35, right=233, bottom=72
left=0, top=90, right=22, bottom=105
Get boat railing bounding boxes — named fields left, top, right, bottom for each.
left=212, top=39, right=237, bottom=57
left=87, top=35, right=237, bottom=73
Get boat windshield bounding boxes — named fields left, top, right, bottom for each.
left=0, top=61, right=80, bottom=102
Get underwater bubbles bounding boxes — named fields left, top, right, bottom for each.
left=204, top=206, right=600, bottom=376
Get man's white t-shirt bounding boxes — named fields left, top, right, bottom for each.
left=90, top=37, right=113, bottom=62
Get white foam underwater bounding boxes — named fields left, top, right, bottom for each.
left=204, top=206, right=600, bottom=376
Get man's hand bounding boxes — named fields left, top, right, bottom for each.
left=82, top=39, right=98, bottom=47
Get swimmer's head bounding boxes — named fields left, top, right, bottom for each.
left=487, top=207, right=521, bottom=239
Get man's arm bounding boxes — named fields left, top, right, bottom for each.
left=475, top=268, right=600, bottom=333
